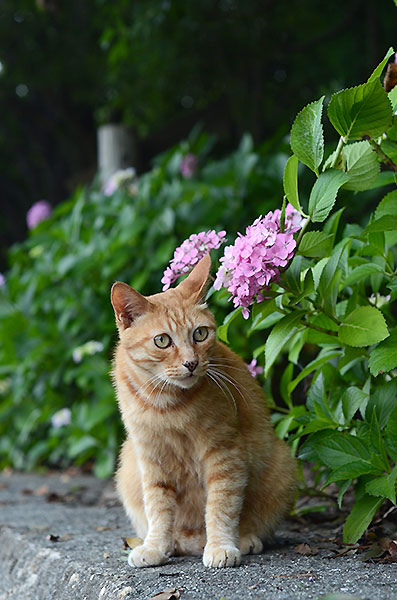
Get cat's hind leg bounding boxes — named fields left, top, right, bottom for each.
left=116, top=439, right=148, bottom=540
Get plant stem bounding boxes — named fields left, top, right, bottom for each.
left=368, top=139, right=397, bottom=172
left=331, top=136, right=345, bottom=169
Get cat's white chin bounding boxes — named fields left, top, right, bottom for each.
left=172, top=374, right=200, bottom=390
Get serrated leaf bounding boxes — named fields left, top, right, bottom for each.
left=323, top=461, right=375, bottom=486
left=314, top=431, right=370, bottom=469
left=343, top=494, right=384, bottom=544
left=365, top=215, right=397, bottom=233
left=343, top=263, right=384, bottom=287
left=338, top=306, right=389, bottom=347
left=264, top=311, right=304, bottom=376
left=308, top=169, right=349, bottom=223
left=283, top=154, right=301, bottom=212
left=342, top=386, right=369, bottom=423
left=389, top=85, right=397, bottom=112
left=366, top=380, right=397, bottom=429
left=342, top=141, right=380, bottom=191
left=367, top=47, right=395, bottom=82
left=369, top=328, right=397, bottom=376
left=365, top=470, right=397, bottom=505
left=297, top=231, right=334, bottom=258
left=290, top=96, right=325, bottom=174
left=328, top=79, right=393, bottom=141
left=375, top=189, right=397, bottom=218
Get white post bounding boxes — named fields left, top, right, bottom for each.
left=97, top=124, right=136, bottom=187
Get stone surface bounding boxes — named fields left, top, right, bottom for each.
left=0, top=471, right=396, bottom=600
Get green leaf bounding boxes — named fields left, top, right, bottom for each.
left=369, top=328, right=397, bottom=376
left=290, top=96, right=324, bottom=174
left=308, top=169, right=349, bottom=223
left=288, top=350, right=342, bottom=396
left=338, top=306, right=389, bottom=347
left=342, top=387, right=368, bottom=423
left=365, top=215, right=397, bottom=233
left=314, top=431, right=370, bottom=469
left=367, top=47, right=395, bottom=82
left=366, top=380, right=397, bottom=429
left=343, top=263, right=384, bottom=287
left=342, top=141, right=380, bottom=191
left=385, top=407, right=397, bottom=462
left=328, top=79, right=393, bottom=141
left=389, top=85, right=397, bottom=112
left=365, top=469, right=397, bottom=505
left=375, top=189, right=397, bottom=219
left=343, top=494, right=384, bottom=544
left=218, top=307, right=242, bottom=343
left=297, top=231, right=334, bottom=258
left=283, top=154, right=301, bottom=212
left=323, top=461, right=375, bottom=486
left=264, top=311, right=304, bottom=376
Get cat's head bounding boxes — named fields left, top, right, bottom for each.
left=111, top=254, right=216, bottom=390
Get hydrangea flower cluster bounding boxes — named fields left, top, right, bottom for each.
left=214, top=204, right=304, bottom=318
left=26, top=200, right=52, bottom=230
left=161, top=229, right=227, bottom=290
left=0, top=273, right=5, bottom=288
left=180, top=153, right=198, bottom=179
left=104, top=167, right=138, bottom=196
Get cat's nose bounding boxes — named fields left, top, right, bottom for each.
left=183, top=359, right=198, bottom=373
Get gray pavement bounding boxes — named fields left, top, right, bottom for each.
left=0, top=471, right=396, bottom=600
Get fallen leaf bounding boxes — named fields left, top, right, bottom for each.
left=21, top=488, right=33, bottom=495
left=103, top=552, right=110, bottom=559
left=294, top=542, right=318, bottom=556
left=46, top=534, right=60, bottom=542
left=146, top=589, right=180, bottom=600
left=96, top=526, right=113, bottom=532
left=60, top=533, right=72, bottom=541
left=122, top=536, right=143, bottom=550
left=388, top=540, right=397, bottom=560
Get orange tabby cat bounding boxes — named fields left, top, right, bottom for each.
left=111, top=254, right=296, bottom=568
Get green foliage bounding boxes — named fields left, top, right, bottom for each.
left=220, top=50, right=397, bottom=544
left=0, top=131, right=283, bottom=478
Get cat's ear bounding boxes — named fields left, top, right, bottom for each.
left=177, top=253, right=211, bottom=302
left=111, top=282, right=151, bottom=330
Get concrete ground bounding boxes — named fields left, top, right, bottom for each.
left=0, top=470, right=396, bottom=600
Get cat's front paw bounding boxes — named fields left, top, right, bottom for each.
left=203, top=543, right=241, bottom=568
left=128, top=544, right=169, bottom=568
left=240, top=533, right=263, bottom=555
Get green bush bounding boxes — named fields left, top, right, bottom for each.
left=219, top=47, right=397, bottom=544
left=0, top=129, right=285, bottom=478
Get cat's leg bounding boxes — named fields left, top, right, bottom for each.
left=117, top=439, right=176, bottom=567
left=202, top=446, right=247, bottom=568
left=116, top=439, right=147, bottom=539
left=239, top=438, right=297, bottom=554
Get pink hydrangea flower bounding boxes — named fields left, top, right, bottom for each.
left=0, top=273, right=5, bottom=288
left=247, top=359, right=264, bottom=378
left=214, top=204, right=304, bottom=318
left=162, top=230, right=227, bottom=290
left=180, top=153, right=198, bottom=179
left=26, top=200, right=52, bottom=230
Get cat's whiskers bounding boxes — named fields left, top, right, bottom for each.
left=208, top=361, right=249, bottom=374
left=135, top=373, right=163, bottom=400
left=207, top=365, right=249, bottom=407
left=206, top=369, right=237, bottom=415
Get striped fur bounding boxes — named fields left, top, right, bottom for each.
left=111, top=255, right=297, bottom=568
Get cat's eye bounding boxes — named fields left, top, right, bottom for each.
left=193, top=326, right=209, bottom=342
left=154, top=333, right=172, bottom=349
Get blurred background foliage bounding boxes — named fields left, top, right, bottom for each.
left=0, top=0, right=396, bottom=477
left=1, top=0, right=396, bottom=267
